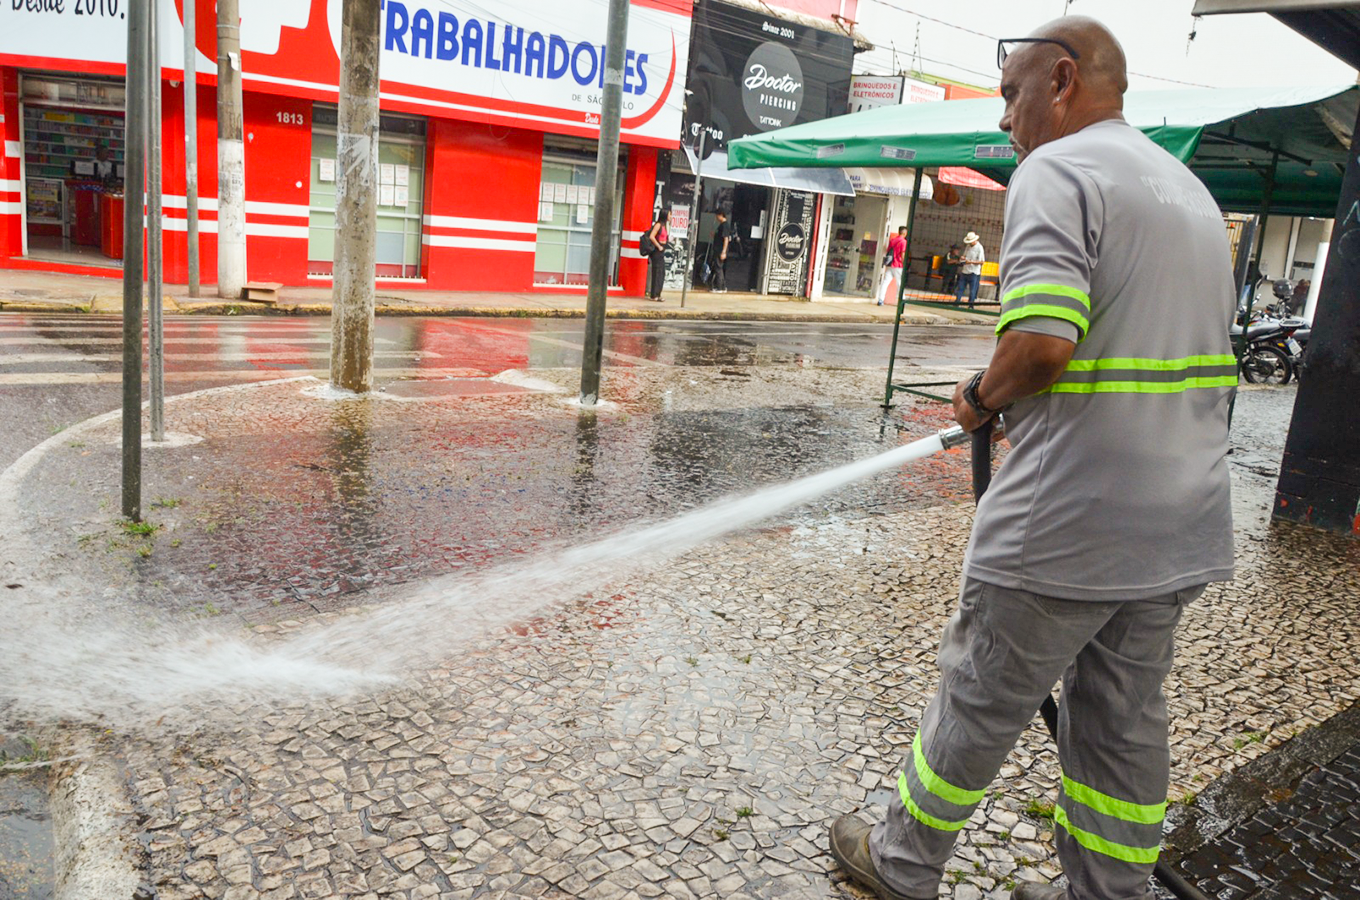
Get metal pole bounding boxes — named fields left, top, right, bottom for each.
left=216, top=0, right=247, bottom=299
left=578, top=0, right=630, bottom=406
left=882, top=167, right=923, bottom=406
left=121, top=0, right=149, bottom=521
left=148, top=0, right=165, bottom=441
left=330, top=0, right=382, bottom=393
left=680, top=129, right=704, bottom=310
left=184, top=0, right=201, bottom=297
left=1251, top=151, right=1279, bottom=274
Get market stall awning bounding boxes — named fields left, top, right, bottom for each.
left=683, top=147, right=855, bottom=196
left=844, top=168, right=934, bottom=199
left=727, top=85, right=1358, bottom=216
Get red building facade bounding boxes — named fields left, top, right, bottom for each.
left=0, top=0, right=692, bottom=295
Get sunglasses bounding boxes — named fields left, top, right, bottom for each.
left=997, top=37, right=1082, bottom=69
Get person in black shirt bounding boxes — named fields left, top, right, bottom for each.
left=710, top=210, right=735, bottom=294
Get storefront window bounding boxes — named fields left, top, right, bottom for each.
left=825, top=194, right=888, bottom=297
left=534, top=153, right=624, bottom=286
left=308, top=107, right=426, bottom=278
left=19, top=74, right=127, bottom=267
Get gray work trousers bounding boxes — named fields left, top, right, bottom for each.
left=869, top=577, right=1203, bottom=900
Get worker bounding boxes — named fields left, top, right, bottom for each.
left=829, top=16, right=1236, bottom=900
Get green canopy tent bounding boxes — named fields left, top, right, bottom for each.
left=727, top=84, right=1358, bottom=404
left=728, top=84, right=1357, bottom=217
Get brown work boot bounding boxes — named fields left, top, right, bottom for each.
left=1010, top=882, right=1066, bottom=899
left=828, top=815, right=921, bottom=900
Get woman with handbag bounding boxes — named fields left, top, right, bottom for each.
left=644, top=210, right=670, bottom=301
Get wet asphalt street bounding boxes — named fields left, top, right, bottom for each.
left=0, top=314, right=994, bottom=470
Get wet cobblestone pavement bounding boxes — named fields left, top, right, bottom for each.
left=2, top=368, right=1359, bottom=899
left=1175, top=740, right=1360, bottom=899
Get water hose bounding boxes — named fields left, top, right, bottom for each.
left=968, top=426, right=1211, bottom=900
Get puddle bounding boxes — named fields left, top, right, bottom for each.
left=0, top=771, right=54, bottom=900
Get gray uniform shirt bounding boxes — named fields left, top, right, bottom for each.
left=965, top=119, right=1236, bottom=601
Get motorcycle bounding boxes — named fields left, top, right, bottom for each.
left=1230, top=279, right=1307, bottom=385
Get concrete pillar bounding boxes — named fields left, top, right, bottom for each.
left=216, top=0, right=247, bottom=298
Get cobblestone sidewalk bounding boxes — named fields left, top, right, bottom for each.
left=2, top=370, right=1358, bottom=899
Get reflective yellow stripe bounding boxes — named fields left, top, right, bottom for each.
left=914, top=732, right=988, bottom=807
left=996, top=305, right=1090, bottom=337
left=1062, top=776, right=1166, bottom=825
left=896, top=772, right=971, bottom=832
left=1054, top=806, right=1161, bottom=864
left=1046, top=376, right=1237, bottom=394
left=1002, top=284, right=1092, bottom=309
left=1064, top=355, right=1235, bottom=372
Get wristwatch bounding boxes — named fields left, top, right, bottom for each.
left=962, top=370, right=1001, bottom=417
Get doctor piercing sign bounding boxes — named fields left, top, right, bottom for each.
left=742, top=41, right=804, bottom=130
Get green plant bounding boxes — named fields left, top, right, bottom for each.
left=203, top=603, right=220, bottom=616
left=739, top=654, right=752, bottom=665
left=120, top=519, right=159, bottom=536
left=0, top=736, right=48, bottom=767
left=998, top=830, right=1010, bottom=841
left=1024, top=799, right=1054, bottom=822
left=946, top=869, right=966, bottom=885
left=685, top=656, right=698, bottom=667
left=151, top=497, right=181, bottom=509
left=137, top=545, right=152, bottom=558
left=736, top=806, right=754, bottom=818
left=713, top=828, right=729, bottom=841
left=207, top=563, right=217, bottom=570
left=170, top=539, right=182, bottom=548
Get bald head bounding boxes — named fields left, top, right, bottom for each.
left=998, top=16, right=1128, bottom=159
left=1031, top=16, right=1128, bottom=98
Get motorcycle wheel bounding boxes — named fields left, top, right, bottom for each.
left=1241, top=345, right=1292, bottom=385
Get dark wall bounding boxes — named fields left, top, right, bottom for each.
left=682, top=1, right=854, bottom=151
left=1273, top=102, right=1360, bottom=536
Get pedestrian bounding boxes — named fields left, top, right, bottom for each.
left=644, top=209, right=669, bottom=301
left=877, top=225, right=909, bottom=306
left=829, top=16, right=1237, bottom=900
left=942, top=243, right=963, bottom=294
left=710, top=209, right=735, bottom=294
left=954, top=231, right=985, bottom=308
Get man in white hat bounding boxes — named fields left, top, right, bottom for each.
left=955, top=231, right=985, bottom=308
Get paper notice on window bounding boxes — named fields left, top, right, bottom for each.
left=565, top=185, right=579, bottom=204
left=540, top=183, right=554, bottom=201
left=576, top=204, right=589, bottom=224
left=539, top=202, right=554, bottom=222
left=380, top=164, right=395, bottom=185
left=379, top=185, right=395, bottom=207
left=394, top=165, right=409, bottom=187
left=394, top=186, right=409, bottom=207
left=553, top=183, right=568, bottom=203
left=318, top=158, right=335, bottom=182
left=583, top=187, right=595, bottom=206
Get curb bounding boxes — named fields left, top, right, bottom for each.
left=1, top=297, right=973, bottom=326
left=50, top=732, right=143, bottom=900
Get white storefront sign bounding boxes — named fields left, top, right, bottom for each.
left=0, top=0, right=692, bottom=146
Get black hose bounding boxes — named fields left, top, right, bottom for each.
left=967, top=420, right=1211, bottom=900
left=970, top=420, right=993, bottom=503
